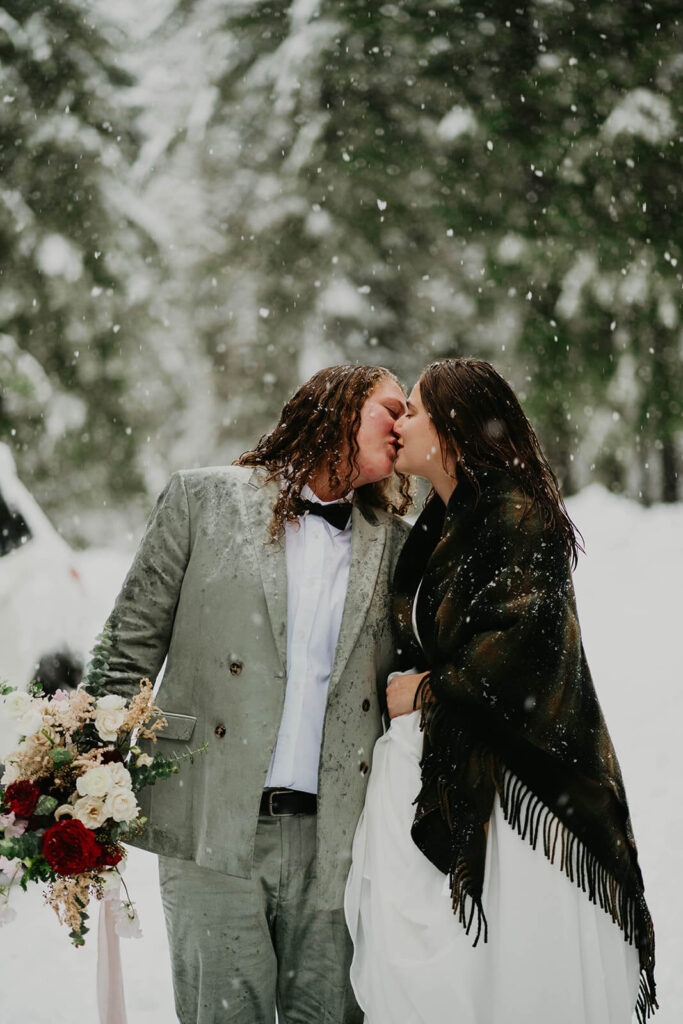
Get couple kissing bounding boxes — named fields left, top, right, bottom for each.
left=100, top=360, right=655, bottom=1024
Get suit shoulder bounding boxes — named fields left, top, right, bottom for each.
left=390, top=512, right=412, bottom=537
left=175, top=464, right=257, bottom=490
left=372, top=507, right=412, bottom=538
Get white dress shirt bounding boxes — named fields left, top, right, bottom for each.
left=265, top=484, right=353, bottom=794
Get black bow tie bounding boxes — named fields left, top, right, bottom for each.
left=300, top=499, right=352, bottom=531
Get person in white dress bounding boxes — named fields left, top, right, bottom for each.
left=345, top=357, right=656, bottom=1024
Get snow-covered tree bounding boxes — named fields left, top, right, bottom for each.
left=144, top=0, right=681, bottom=498
left=4, top=0, right=680, bottom=532
left=0, top=1, right=186, bottom=535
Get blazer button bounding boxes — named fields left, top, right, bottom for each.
left=229, top=661, right=243, bottom=675
left=215, top=724, right=226, bottom=738
left=362, top=699, right=371, bottom=712
left=359, top=762, right=369, bottom=775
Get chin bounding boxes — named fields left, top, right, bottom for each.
left=357, top=457, right=395, bottom=486
left=394, top=451, right=411, bottom=475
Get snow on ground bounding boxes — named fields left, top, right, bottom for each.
left=567, top=486, right=682, bottom=1023
left=0, top=485, right=681, bottom=1023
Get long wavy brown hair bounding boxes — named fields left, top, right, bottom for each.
left=419, top=358, right=583, bottom=566
left=236, top=365, right=412, bottom=538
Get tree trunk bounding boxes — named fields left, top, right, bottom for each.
left=661, top=437, right=679, bottom=503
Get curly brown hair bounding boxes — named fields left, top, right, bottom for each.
left=419, top=358, right=584, bottom=567
left=235, top=365, right=412, bottom=538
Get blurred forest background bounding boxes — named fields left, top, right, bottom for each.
left=1, top=0, right=681, bottom=544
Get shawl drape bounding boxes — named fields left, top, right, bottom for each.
left=392, top=466, right=656, bottom=1021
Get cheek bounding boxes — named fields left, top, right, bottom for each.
left=376, top=409, right=393, bottom=432
left=362, top=412, right=391, bottom=443
left=421, top=420, right=439, bottom=451
left=358, top=446, right=391, bottom=472
left=406, top=420, right=426, bottom=449
left=405, top=422, right=436, bottom=464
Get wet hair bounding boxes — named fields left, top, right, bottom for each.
left=419, top=357, right=583, bottom=566
left=235, top=364, right=411, bottom=538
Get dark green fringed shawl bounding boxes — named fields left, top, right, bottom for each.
left=392, top=467, right=656, bottom=1021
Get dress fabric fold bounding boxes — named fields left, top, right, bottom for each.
left=344, top=710, right=640, bottom=1024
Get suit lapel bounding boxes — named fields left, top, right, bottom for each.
left=241, top=472, right=386, bottom=686
left=328, top=504, right=387, bottom=694
left=242, top=469, right=288, bottom=672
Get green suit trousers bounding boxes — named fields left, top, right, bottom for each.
left=159, top=814, right=363, bottom=1024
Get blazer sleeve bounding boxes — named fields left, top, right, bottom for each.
left=100, top=472, right=191, bottom=700
left=427, top=506, right=573, bottom=730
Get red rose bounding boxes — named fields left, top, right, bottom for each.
left=42, top=819, right=103, bottom=875
left=99, top=844, right=124, bottom=868
left=4, top=780, right=41, bottom=818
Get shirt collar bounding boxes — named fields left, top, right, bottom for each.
left=300, top=483, right=353, bottom=531
left=301, top=483, right=354, bottom=507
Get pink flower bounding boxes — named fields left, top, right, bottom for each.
left=0, top=812, right=26, bottom=838
left=113, top=901, right=143, bottom=939
left=50, top=689, right=70, bottom=703
left=0, top=856, right=24, bottom=882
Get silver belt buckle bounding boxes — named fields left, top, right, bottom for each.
left=268, top=789, right=294, bottom=817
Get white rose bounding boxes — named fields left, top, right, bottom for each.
left=73, top=795, right=108, bottom=830
left=76, top=766, right=113, bottom=798
left=94, top=708, right=126, bottom=742
left=16, top=708, right=44, bottom=737
left=107, top=763, right=132, bottom=789
left=54, top=804, right=74, bottom=821
left=96, top=694, right=127, bottom=711
left=1, top=693, right=43, bottom=737
left=3, top=692, right=32, bottom=718
left=135, top=753, right=153, bottom=768
left=104, top=787, right=138, bottom=823
left=0, top=762, right=20, bottom=786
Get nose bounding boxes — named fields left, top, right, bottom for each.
left=394, top=412, right=406, bottom=434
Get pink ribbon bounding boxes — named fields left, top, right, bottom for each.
left=97, top=885, right=128, bottom=1024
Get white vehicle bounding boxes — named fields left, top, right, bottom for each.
left=0, top=443, right=91, bottom=696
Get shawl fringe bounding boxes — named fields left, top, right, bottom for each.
left=418, top=697, right=657, bottom=1020
left=496, top=769, right=658, bottom=1023
left=448, top=850, right=488, bottom=947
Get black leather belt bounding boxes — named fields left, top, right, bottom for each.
left=260, top=788, right=317, bottom=817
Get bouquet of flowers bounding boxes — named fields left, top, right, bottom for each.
left=0, top=628, right=204, bottom=946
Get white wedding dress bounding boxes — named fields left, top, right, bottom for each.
left=344, top=707, right=641, bottom=1024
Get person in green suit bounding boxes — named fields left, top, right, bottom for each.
left=101, top=364, right=411, bottom=1024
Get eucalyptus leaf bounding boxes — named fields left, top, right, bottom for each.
left=49, top=748, right=73, bottom=767
left=0, top=838, right=20, bottom=858
left=35, top=794, right=59, bottom=816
